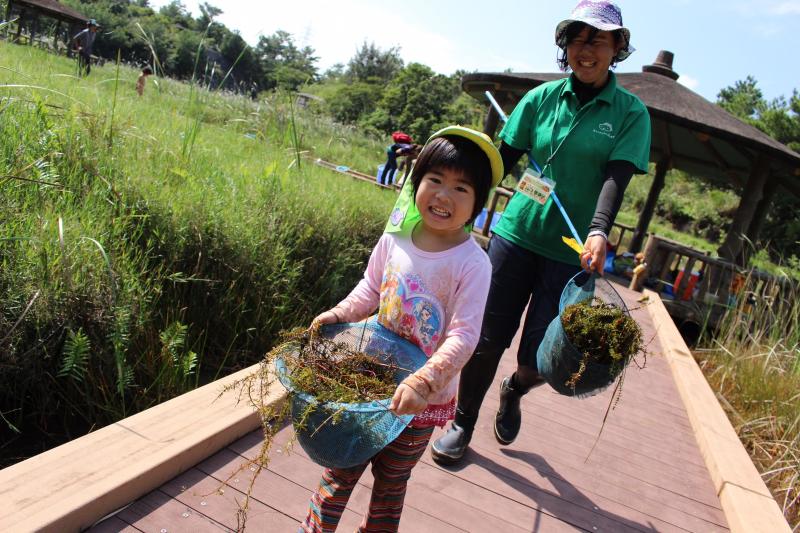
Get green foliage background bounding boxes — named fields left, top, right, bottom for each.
left=0, top=42, right=392, bottom=464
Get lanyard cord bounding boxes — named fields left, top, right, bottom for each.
left=485, top=88, right=590, bottom=247
left=539, top=93, right=592, bottom=177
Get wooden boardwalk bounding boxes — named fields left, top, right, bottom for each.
left=88, top=282, right=729, bottom=532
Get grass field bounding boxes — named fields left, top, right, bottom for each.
left=0, top=41, right=394, bottom=463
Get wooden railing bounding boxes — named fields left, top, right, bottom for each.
left=630, top=233, right=797, bottom=334
left=473, top=187, right=636, bottom=251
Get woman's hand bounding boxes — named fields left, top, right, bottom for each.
left=581, top=234, right=607, bottom=276
left=389, top=383, right=428, bottom=416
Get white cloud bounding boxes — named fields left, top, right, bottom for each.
left=677, top=73, right=699, bottom=92
left=770, top=1, right=800, bottom=14
left=157, top=1, right=462, bottom=74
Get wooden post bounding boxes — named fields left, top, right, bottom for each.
left=14, top=8, right=24, bottom=43
left=5, top=1, right=12, bottom=35
left=483, top=102, right=501, bottom=139
left=30, top=11, right=38, bottom=46
left=630, top=232, right=656, bottom=291
left=718, top=155, right=771, bottom=264
left=629, top=156, right=670, bottom=253
left=744, top=176, right=778, bottom=250
left=53, top=20, right=61, bottom=53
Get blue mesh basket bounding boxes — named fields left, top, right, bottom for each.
left=537, top=271, right=631, bottom=397
left=275, top=321, right=428, bottom=469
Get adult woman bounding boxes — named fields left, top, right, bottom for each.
left=431, top=0, right=651, bottom=464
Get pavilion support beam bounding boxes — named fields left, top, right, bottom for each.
left=483, top=103, right=501, bottom=140
left=15, top=9, right=25, bottom=43
left=53, top=20, right=61, bottom=53
left=718, top=155, right=771, bottom=264
left=739, top=176, right=779, bottom=264
left=629, top=156, right=671, bottom=253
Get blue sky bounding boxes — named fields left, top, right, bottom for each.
left=150, top=0, right=799, bottom=104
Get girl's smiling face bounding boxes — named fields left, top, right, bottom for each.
left=415, top=166, right=476, bottom=240
left=566, top=26, right=621, bottom=87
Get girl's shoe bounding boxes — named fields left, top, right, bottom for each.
left=494, top=376, right=522, bottom=445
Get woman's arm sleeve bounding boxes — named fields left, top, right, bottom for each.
left=589, top=160, right=636, bottom=235
left=499, top=141, right=527, bottom=178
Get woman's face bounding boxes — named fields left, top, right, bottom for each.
left=566, top=26, right=620, bottom=87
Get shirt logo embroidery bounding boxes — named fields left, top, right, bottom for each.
left=593, top=122, right=615, bottom=139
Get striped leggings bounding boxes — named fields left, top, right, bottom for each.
left=300, top=424, right=434, bottom=533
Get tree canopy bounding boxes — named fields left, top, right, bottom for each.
left=60, top=0, right=317, bottom=92
left=717, top=77, right=800, bottom=263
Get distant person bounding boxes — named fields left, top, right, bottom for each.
left=379, top=131, right=413, bottom=186
left=136, top=66, right=153, bottom=96
left=396, top=143, right=422, bottom=186
left=431, top=0, right=652, bottom=465
left=72, top=19, right=98, bottom=76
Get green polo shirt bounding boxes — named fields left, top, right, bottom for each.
left=494, top=72, right=651, bottom=265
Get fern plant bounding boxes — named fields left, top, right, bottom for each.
left=160, top=321, right=197, bottom=389
left=58, top=328, right=91, bottom=382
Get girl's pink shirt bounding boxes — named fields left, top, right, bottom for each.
left=334, top=233, right=491, bottom=423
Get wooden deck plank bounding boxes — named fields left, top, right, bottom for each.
left=114, top=490, right=231, bottom=532
left=268, top=427, right=576, bottom=532
left=439, top=431, right=727, bottom=530
left=236, top=422, right=721, bottom=533
left=158, top=468, right=300, bottom=531
left=85, top=516, right=143, bottom=533
left=193, top=445, right=368, bottom=530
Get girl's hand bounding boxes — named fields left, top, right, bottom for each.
left=311, top=308, right=342, bottom=327
left=389, top=383, right=428, bottom=416
left=581, top=234, right=607, bottom=276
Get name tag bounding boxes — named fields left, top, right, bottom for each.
left=517, top=169, right=555, bottom=205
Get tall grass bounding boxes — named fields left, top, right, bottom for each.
left=0, top=41, right=394, bottom=465
left=696, top=273, right=799, bottom=529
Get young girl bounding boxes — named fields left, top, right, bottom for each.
left=136, top=66, right=153, bottom=96
left=300, top=126, right=503, bottom=532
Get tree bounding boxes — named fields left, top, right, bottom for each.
left=346, top=42, right=403, bottom=84
left=717, top=76, right=764, bottom=124
left=717, top=76, right=800, bottom=151
left=322, top=63, right=345, bottom=82
left=197, top=2, right=222, bottom=29
left=364, top=63, right=460, bottom=141
left=256, top=30, right=318, bottom=90
left=717, top=77, right=800, bottom=262
left=157, top=0, right=194, bottom=30
left=326, top=82, right=384, bottom=124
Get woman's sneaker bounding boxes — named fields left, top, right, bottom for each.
left=431, top=422, right=473, bottom=465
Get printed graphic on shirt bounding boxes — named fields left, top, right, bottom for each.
left=593, top=122, right=615, bottom=139
left=377, top=265, right=444, bottom=356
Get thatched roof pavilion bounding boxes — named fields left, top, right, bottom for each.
left=5, top=0, right=90, bottom=52
left=462, top=51, right=800, bottom=262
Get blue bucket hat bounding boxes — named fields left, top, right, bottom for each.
left=555, top=1, right=634, bottom=62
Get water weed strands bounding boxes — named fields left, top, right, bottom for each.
left=561, top=298, right=642, bottom=390
left=537, top=271, right=643, bottom=397
left=222, top=321, right=427, bottom=525
left=275, top=321, right=428, bottom=468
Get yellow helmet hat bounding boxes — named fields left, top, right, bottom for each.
left=385, top=125, right=504, bottom=235
left=427, top=125, right=504, bottom=188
